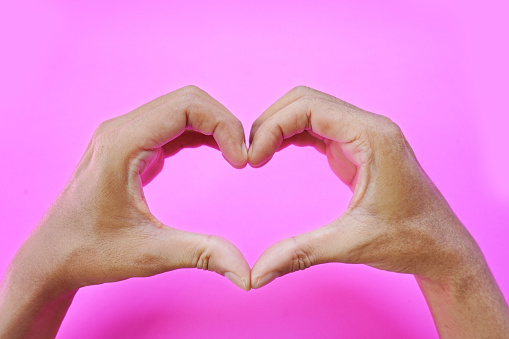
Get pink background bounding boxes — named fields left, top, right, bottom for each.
left=1, top=1, right=508, bottom=338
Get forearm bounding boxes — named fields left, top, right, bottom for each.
left=416, top=256, right=509, bottom=338
left=0, top=249, right=77, bottom=339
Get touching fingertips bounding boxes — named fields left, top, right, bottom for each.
left=247, top=139, right=269, bottom=168
left=222, top=142, right=248, bottom=169
left=247, top=142, right=255, bottom=163
left=225, top=272, right=250, bottom=291
left=231, top=140, right=249, bottom=168
left=251, top=272, right=279, bottom=289
left=222, top=155, right=247, bottom=169
left=242, top=141, right=248, bottom=160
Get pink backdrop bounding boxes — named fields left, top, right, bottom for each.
left=1, top=1, right=508, bottom=338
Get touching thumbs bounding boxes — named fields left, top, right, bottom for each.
left=138, top=225, right=251, bottom=291
left=250, top=221, right=346, bottom=289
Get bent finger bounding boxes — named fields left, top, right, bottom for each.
left=249, top=86, right=346, bottom=143
left=118, top=86, right=247, bottom=168
left=248, top=97, right=365, bottom=168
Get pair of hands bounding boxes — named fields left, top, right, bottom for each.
left=13, top=85, right=475, bottom=292
left=1, top=86, right=508, bottom=339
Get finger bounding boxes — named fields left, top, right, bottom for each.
left=250, top=220, right=346, bottom=289
left=92, top=88, right=199, bottom=136
left=249, top=86, right=338, bottom=144
left=118, top=86, right=247, bottom=169
left=251, top=212, right=381, bottom=289
left=248, top=96, right=365, bottom=168
left=249, top=86, right=360, bottom=144
left=97, top=86, right=228, bottom=133
left=139, top=225, right=251, bottom=291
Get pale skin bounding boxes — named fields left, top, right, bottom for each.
left=0, top=86, right=508, bottom=338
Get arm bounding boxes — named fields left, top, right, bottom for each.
left=416, top=263, right=509, bottom=338
left=247, top=86, right=509, bottom=338
left=0, top=85, right=251, bottom=339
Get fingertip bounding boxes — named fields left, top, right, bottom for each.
left=247, top=141, right=274, bottom=168
left=248, top=150, right=273, bottom=168
left=250, top=247, right=285, bottom=289
left=222, top=154, right=248, bottom=169
left=250, top=232, right=324, bottom=289
left=203, top=236, right=251, bottom=290
left=248, top=156, right=272, bottom=168
left=168, top=230, right=251, bottom=290
left=249, top=123, right=260, bottom=146
left=251, top=272, right=279, bottom=289
left=247, top=142, right=255, bottom=164
left=225, top=272, right=251, bottom=291
left=242, top=140, right=248, bottom=159
left=222, top=139, right=248, bottom=169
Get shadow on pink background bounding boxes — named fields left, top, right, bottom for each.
left=1, top=1, right=508, bottom=338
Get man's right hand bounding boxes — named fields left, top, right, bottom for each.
left=0, top=86, right=251, bottom=339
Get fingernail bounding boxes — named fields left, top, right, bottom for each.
left=247, top=143, right=254, bottom=161
left=242, top=141, right=248, bottom=159
left=225, top=272, right=249, bottom=291
left=252, top=272, right=279, bottom=289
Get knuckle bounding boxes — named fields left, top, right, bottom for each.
left=210, top=115, right=229, bottom=134
left=383, top=117, right=402, bottom=136
left=91, top=126, right=117, bottom=149
left=290, top=237, right=314, bottom=272
left=90, top=118, right=126, bottom=151
left=381, top=118, right=405, bottom=143
left=291, top=85, right=313, bottom=96
left=298, top=94, right=322, bottom=106
left=297, top=95, right=323, bottom=122
left=179, top=85, right=205, bottom=99
left=175, top=86, right=206, bottom=110
left=369, top=115, right=403, bottom=138
left=193, top=235, right=219, bottom=271
left=368, top=116, right=408, bottom=155
left=228, top=115, right=244, bottom=133
left=93, top=118, right=116, bottom=137
left=194, top=247, right=212, bottom=271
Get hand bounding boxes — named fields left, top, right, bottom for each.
left=0, top=86, right=251, bottom=339
left=248, top=86, right=509, bottom=338
left=248, top=85, right=477, bottom=282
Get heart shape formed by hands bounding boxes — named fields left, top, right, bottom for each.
left=4, top=84, right=505, bottom=339
left=33, top=85, right=472, bottom=296
left=131, top=86, right=466, bottom=292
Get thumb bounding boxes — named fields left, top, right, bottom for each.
left=140, top=225, right=251, bottom=291
left=251, top=220, right=346, bottom=289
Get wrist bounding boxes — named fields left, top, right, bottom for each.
left=414, top=252, right=509, bottom=339
left=1, top=259, right=78, bottom=339
left=2, top=231, right=80, bottom=309
left=415, top=236, right=492, bottom=298
left=414, top=215, right=489, bottom=282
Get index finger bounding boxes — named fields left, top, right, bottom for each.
left=248, top=92, right=369, bottom=168
left=117, top=86, right=248, bottom=168
left=249, top=86, right=358, bottom=144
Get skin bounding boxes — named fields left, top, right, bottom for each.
left=0, top=85, right=508, bottom=338
left=0, top=86, right=251, bottom=339
left=248, top=86, right=509, bottom=338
